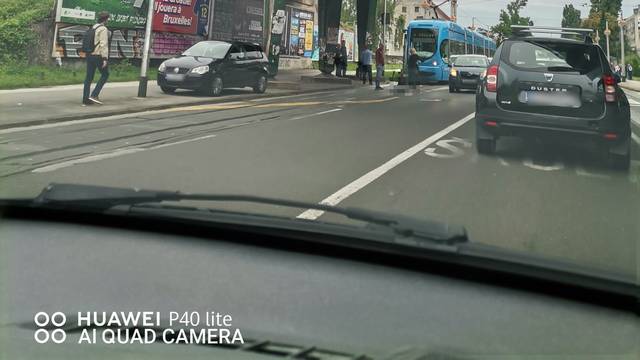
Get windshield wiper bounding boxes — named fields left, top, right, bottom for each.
left=28, top=183, right=468, bottom=246
left=546, top=66, right=579, bottom=72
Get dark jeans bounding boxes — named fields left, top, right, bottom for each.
left=335, top=61, right=346, bottom=77
left=83, top=55, right=109, bottom=102
left=408, top=69, right=419, bottom=87
left=361, top=65, right=372, bottom=84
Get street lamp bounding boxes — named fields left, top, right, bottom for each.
left=619, top=11, right=625, bottom=76
left=138, top=0, right=155, bottom=98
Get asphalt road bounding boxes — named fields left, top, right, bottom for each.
left=0, top=84, right=638, bottom=276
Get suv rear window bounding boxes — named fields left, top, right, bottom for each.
left=506, top=41, right=602, bottom=74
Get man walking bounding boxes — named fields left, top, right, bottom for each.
left=360, top=45, right=373, bottom=85
left=627, top=63, right=634, bottom=80
left=82, top=11, right=110, bottom=105
left=375, top=43, right=385, bottom=90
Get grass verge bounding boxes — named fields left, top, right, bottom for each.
left=0, top=64, right=158, bottom=90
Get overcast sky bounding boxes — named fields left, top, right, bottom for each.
left=456, top=0, right=639, bottom=29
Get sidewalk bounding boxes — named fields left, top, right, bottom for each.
left=619, top=79, right=640, bottom=92
left=0, top=69, right=347, bottom=130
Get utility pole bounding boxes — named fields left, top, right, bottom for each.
left=138, top=0, right=155, bottom=98
left=451, top=0, right=457, bottom=22
left=604, top=20, right=611, bottom=61
left=620, top=10, right=625, bottom=76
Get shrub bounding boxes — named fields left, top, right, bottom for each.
left=0, top=0, right=54, bottom=64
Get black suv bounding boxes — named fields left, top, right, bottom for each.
left=476, top=26, right=631, bottom=170
left=158, top=41, right=269, bottom=97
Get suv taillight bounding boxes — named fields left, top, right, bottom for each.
left=486, top=65, right=498, bottom=92
left=603, top=74, right=616, bottom=102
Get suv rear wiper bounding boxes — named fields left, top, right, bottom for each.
left=546, top=66, right=580, bottom=72
left=29, top=183, right=468, bottom=245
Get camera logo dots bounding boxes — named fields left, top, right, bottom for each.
left=34, top=312, right=67, bottom=344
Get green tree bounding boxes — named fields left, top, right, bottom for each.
left=394, top=15, right=406, bottom=50
left=561, top=4, right=581, bottom=28
left=490, top=0, right=533, bottom=44
left=340, top=0, right=357, bottom=26
left=583, top=0, right=622, bottom=61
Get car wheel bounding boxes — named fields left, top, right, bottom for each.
left=609, top=143, right=631, bottom=171
left=208, top=76, right=223, bottom=97
left=160, top=86, right=175, bottom=94
left=477, top=138, right=497, bottom=155
left=253, top=74, right=267, bottom=94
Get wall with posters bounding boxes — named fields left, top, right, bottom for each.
left=53, top=0, right=208, bottom=59
left=211, top=0, right=265, bottom=44
left=53, top=24, right=200, bottom=59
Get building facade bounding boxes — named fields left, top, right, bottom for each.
left=622, top=6, right=640, bottom=56
left=388, top=0, right=451, bottom=56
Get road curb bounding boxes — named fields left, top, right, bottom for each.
left=0, top=85, right=350, bottom=131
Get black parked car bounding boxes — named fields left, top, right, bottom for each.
left=476, top=26, right=631, bottom=170
left=158, top=41, right=269, bottom=96
left=449, top=55, right=489, bottom=93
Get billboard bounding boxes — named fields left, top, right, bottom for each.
left=211, top=0, right=264, bottom=44
left=152, top=0, right=210, bottom=35
left=56, top=0, right=148, bottom=28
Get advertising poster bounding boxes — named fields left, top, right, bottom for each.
left=56, top=0, right=147, bottom=28
left=211, top=0, right=264, bottom=44
left=304, top=20, right=314, bottom=57
left=153, top=0, right=210, bottom=35
left=339, top=29, right=355, bottom=61
left=311, top=25, right=319, bottom=60
left=286, top=8, right=314, bottom=57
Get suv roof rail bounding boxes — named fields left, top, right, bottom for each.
left=511, top=25, right=594, bottom=43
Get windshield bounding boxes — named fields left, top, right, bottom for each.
left=411, top=28, right=438, bottom=59
left=453, top=56, right=488, bottom=67
left=182, top=42, right=231, bottom=58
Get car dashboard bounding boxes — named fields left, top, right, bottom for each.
left=0, top=217, right=638, bottom=359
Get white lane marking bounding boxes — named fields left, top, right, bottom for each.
left=420, top=99, right=443, bottom=102
left=296, top=113, right=476, bottom=220
left=498, top=157, right=510, bottom=167
left=632, top=132, right=640, bottom=145
left=424, top=137, right=471, bottom=159
left=423, top=86, right=448, bottom=93
left=32, top=135, right=216, bottom=173
left=290, top=108, right=342, bottom=121
left=523, top=159, right=565, bottom=171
